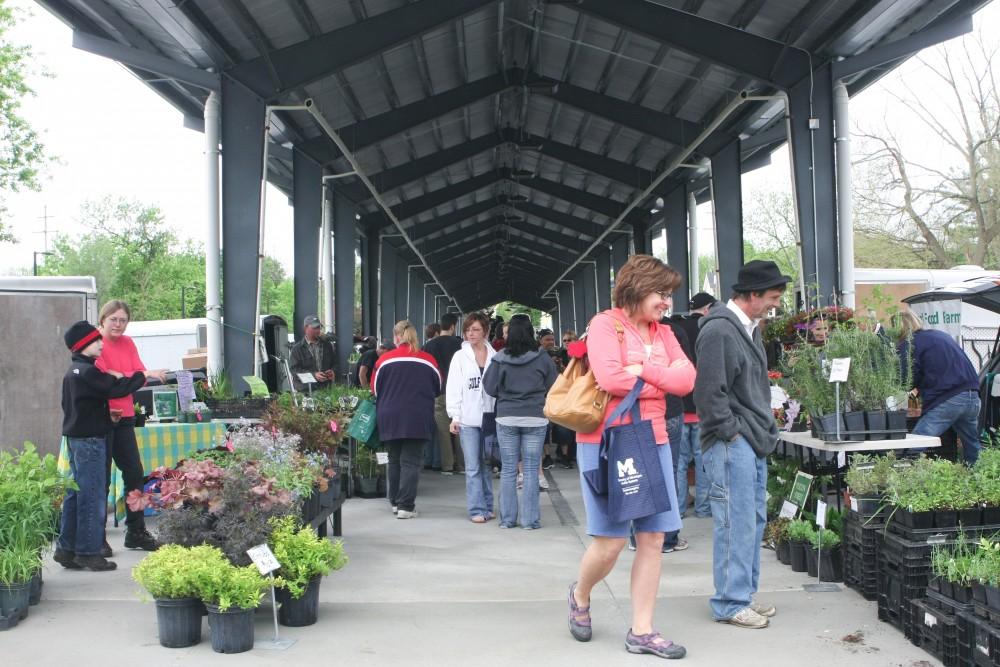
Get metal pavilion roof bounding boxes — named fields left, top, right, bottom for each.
left=38, top=0, right=990, bottom=312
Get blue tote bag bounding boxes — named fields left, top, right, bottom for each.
left=595, top=379, right=671, bottom=523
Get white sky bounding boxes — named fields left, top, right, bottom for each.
left=1, top=0, right=996, bottom=277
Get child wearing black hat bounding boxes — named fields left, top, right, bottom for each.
left=56, top=321, right=150, bottom=572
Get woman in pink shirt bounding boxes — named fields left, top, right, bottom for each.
left=95, top=300, right=166, bottom=553
left=567, top=255, right=696, bottom=659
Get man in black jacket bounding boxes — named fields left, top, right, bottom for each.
left=57, top=321, right=149, bottom=572
left=289, top=315, right=336, bottom=390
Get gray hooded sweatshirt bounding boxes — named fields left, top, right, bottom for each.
left=482, top=349, right=557, bottom=420
left=693, top=303, right=778, bottom=457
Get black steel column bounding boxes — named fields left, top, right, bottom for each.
left=612, top=236, right=630, bottom=276
left=581, top=262, right=598, bottom=324
left=379, top=242, right=397, bottom=341
left=573, top=269, right=587, bottom=333
left=408, top=269, right=424, bottom=341
left=557, top=282, right=575, bottom=335
left=333, top=191, right=356, bottom=380
left=220, top=76, right=265, bottom=393
left=711, top=138, right=743, bottom=300
left=361, top=232, right=379, bottom=335
left=551, top=307, right=561, bottom=339
left=631, top=217, right=650, bottom=255
left=394, top=252, right=407, bottom=327
left=664, top=186, right=690, bottom=305
left=595, top=246, right=612, bottom=311
left=292, top=148, right=321, bottom=341
left=790, top=63, right=839, bottom=305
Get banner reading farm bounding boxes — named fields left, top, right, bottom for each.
left=907, top=300, right=963, bottom=341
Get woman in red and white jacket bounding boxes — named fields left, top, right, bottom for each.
left=371, top=320, right=441, bottom=519
left=567, top=255, right=696, bottom=659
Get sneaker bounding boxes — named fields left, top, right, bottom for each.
left=53, top=548, right=82, bottom=570
left=663, top=537, right=688, bottom=554
left=561, top=460, right=575, bottom=469
left=441, top=470, right=454, bottom=476
left=396, top=509, right=418, bottom=519
left=750, top=600, right=776, bottom=617
left=624, top=630, right=687, bottom=659
left=101, top=540, right=113, bottom=558
left=542, top=456, right=555, bottom=470
left=516, top=472, right=524, bottom=489
left=567, top=582, right=592, bottom=642
left=124, top=529, right=158, bottom=551
left=718, top=606, right=769, bottom=629
left=74, top=555, right=118, bottom=571
left=538, top=475, right=550, bottom=491
left=391, top=505, right=398, bottom=514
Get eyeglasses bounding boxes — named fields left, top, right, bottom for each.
left=562, top=338, right=573, bottom=343
left=107, top=317, right=128, bottom=325
left=656, top=291, right=673, bottom=301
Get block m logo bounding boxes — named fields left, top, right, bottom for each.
left=616, top=458, right=637, bottom=478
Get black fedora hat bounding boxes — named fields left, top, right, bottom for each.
left=732, top=260, right=792, bottom=292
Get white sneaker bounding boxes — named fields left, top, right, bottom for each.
left=517, top=472, right=524, bottom=489
left=538, top=476, right=550, bottom=490
left=396, top=509, right=418, bottom=519
left=391, top=505, right=398, bottom=514
left=719, top=606, right=769, bottom=629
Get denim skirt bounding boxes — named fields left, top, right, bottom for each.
left=576, top=441, right=682, bottom=538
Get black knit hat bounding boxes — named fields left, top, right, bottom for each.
left=65, top=320, right=102, bottom=352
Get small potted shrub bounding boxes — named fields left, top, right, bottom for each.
left=809, top=530, right=843, bottom=581
left=197, top=560, right=270, bottom=654
left=765, top=518, right=791, bottom=565
left=786, top=520, right=815, bottom=573
left=133, top=544, right=230, bottom=648
left=268, top=516, right=348, bottom=626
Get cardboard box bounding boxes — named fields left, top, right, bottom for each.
left=181, top=351, right=207, bottom=370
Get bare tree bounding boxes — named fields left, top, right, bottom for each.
left=854, top=27, right=999, bottom=268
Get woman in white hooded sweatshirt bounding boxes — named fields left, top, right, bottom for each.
left=446, top=311, right=496, bottom=523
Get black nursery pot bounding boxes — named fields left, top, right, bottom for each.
left=842, top=411, right=867, bottom=441
left=818, top=548, right=843, bottom=582
left=864, top=410, right=887, bottom=441
left=959, top=507, right=983, bottom=527
left=28, top=571, right=42, bottom=606
left=983, top=506, right=1000, bottom=525
left=155, top=597, right=203, bottom=648
left=814, top=414, right=846, bottom=442
left=777, top=541, right=791, bottom=565
left=789, top=541, right=809, bottom=572
left=973, top=581, right=988, bottom=605
left=806, top=547, right=819, bottom=578
left=986, top=585, right=1000, bottom=613
left=0, top=582, right=30, bottom=622
left=954, top=584, right=973, bottom=605
left=275, top=576, right=321, bottom=627
left=935, top=509, right=959, bottom=529
left=206, top=604, right=255, bottom=654
left=895, top=507, right=934, bottom=530
left=886, top=410, right=907, bottom=440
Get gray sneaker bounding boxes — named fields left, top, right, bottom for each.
left=719, top=606, right=769, bottom=629
left=396, top=509, right=418, bottom=519
left=750, top=600, right=776, bottom=617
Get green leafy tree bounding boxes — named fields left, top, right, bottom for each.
left=493, top=301, right=543, bottom=328
left=0, top=2, right=48, bottom=243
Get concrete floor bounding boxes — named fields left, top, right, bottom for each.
left=9, top=466, right=940, bottom=666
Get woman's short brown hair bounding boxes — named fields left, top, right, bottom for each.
left=613, top=254, right=681, bottom=312
left=462, top=312, right=491, bottom=336
left=99, top=299, right=132, bottom=325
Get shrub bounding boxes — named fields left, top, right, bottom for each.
left=268, top=516, right=347, bottom=598
left=133, top=544, right=229, bottom=600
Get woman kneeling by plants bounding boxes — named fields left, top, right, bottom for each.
left=268, top=516, right=347, bottom=626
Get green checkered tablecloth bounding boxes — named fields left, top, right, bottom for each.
left=58, top=422, right=228, bottom=521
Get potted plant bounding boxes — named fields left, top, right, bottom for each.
left=267, top=516, right=348, bottom=626
left=786, top=520, right=815, bottom=573
left=970, top=537, right=1000, bottom=612
left=353, top=447, right=382, bottom=498
left=197, top=559, right=270, bottom=654
left=781, top=344, right=841, bottom=440
left=0, top=544, right=40, bottom=628
left=931, top=536, right=975, bottom=605
left=765, top=518, right=791, bottom=564
left=974, top=449, right=1000, bottom=524
left=133, top=402, right=147, bottom=427
left=133, top=544, right=231, bottom=648
left=809, top=530, right=843, bottom=582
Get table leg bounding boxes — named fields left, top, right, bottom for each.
left=332, top=508, right=342, bottom=537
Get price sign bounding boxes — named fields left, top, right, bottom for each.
left=297, top=372, right=317, bottom=385
left=247, top=544, right=281, bottom=575
left=376, top=452, right=389, bottom=465
left=828, top=357, right=851, bottom=383
left=779, top=500, right=798, bottom=519
left=816, top=500, right=828, bottom=528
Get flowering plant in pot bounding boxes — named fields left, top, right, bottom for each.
left=133, top=544, right=230, bottom=648
left=268, top=516, right=348, bottom=626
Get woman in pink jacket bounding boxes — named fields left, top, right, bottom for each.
left=567, top=255, right=696, bottom=660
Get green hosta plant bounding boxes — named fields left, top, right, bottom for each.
left=786, top=519, right=815, bottom=543
left=268, top=516, right=347, bottom=599
left=809, top=530, right=841, bottom=550
left=132, top=544, right=229, bottom=600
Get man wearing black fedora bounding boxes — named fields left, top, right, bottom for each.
left=693, top=260, right=790, bottom=629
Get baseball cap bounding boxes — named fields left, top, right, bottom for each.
left=303, top=315, right=323, bottom=329
left=379, top=339, right=396, bottom=350
left=689, top=292, right=717, bottom=310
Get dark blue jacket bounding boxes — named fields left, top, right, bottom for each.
left=371, top=344, right=441, bottom=441
left=898, top=329, right=979, bottom=413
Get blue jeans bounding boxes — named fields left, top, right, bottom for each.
left=58, top=436, right=108, bottom=556
left=703, top=436, right=767, bottom=620
left=676, top=422, right=710, bottom=517
left=459, top=426, right=494, bottom=518
left=914, top=390, right=982, bottom=465
left=497, top=423, right=548, bottom=529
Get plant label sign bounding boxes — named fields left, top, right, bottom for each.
left=297, top=372, right=317, bottom=385
left=242, top=375, right=271, bottom=397
left=779, top=500, right=798, bottom=519
left=786, top=471, right=814, bottom=509
left=376, top=452, right=389, bottom=465
left=247, top=544, right=281, bottom=575
left=828, top=357, right=851, bottom=383
left=816, top=500, right=828, bottom=528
